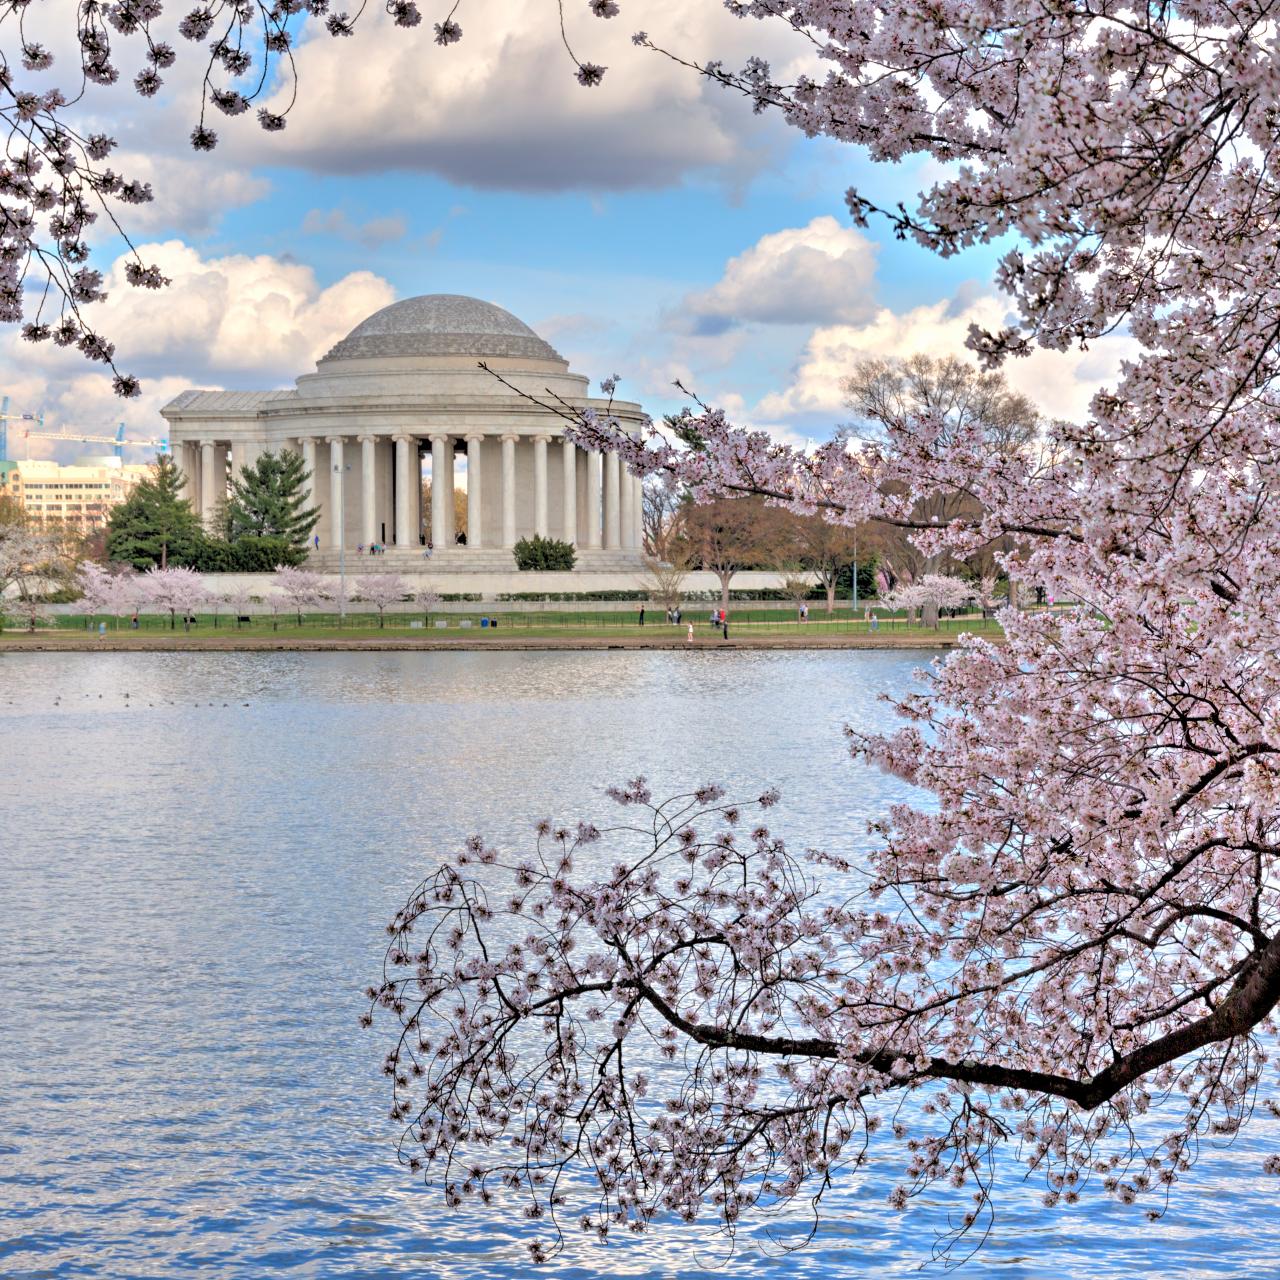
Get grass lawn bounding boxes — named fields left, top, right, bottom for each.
left=16, top=606, right=1005, bottom=644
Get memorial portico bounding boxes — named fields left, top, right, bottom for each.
left=162, top=295, right=648, bottom=573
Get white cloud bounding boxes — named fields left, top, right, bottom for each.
left=683, top=216, right=879, bottom=331
left=109, top=152, right=271, bottom=235
left=1, top=242, right=394, bottom=460
left=301, top=208, right=408, bottom=249
left=756, top=296, right=1138, bottom=425
left=8, top=371, right=194, bottom=463
left=232, top=0, right=810, bottom=190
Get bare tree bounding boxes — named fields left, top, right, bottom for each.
left=778, top=511, right=863, bottom=614
left=642, top=474, right=684, bottom=559
left=676, top=496, right=782, bottom=615
left=640, top=554, right=689, bottom=614
left=779, top=573, right=812, bottom=616
left=844, top=355, right=1037, bottom=583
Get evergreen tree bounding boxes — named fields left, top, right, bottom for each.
left=105, top=454, right=202, bottom=570
left=225, top=450, right=320, bottom=551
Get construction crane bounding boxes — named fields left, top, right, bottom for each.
left=0, top=397, right=43, bottom=462
left=22, top=420, right=169, bottom=459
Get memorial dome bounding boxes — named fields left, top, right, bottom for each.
left=320, top=293, right=564, bottom=364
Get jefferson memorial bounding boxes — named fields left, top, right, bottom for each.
left=161, top=294, right=649, bottom=576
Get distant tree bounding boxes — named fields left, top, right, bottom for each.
left=103, top=570, right=140, bottom=628
left=273, top=566, right=331, bottom=625
left=105, top=455, right=202, bottom=570
left=73, top=561, right=114, bottom=628
left=140, top=566, right=207, bottom=631
left=356, top=574, right=410, bottom=627
left=0, top=492, right=26, bottom=527
left=0, top=524, right=67, bottom=631
left=225, top=586, right=254, bottom=629
left=779, top=511, right=864, bottom=614
left=780, top=573, right=812, bottom=615
left=513, top=535, right=576, bottom=571
left=416, top=588, right=440, bottom=628
left=844, top=355, right=1037, bottom=584
left=641, top=553, right=689, bottom=615
left=422, top=479, right=468, bottom=543
left=642, top=473, right=684, bottom=559
left=225, top=450, right=320, bottom=553
left=884, top=573, right=974, bottom=629
left=677, top=496, right=781, bottom=615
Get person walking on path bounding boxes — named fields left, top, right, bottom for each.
left=686, top=622, right=694, bottom=644
left=639, top=606, right=645, bottom=626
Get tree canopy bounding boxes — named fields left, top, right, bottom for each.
left=104, top=454, right=202, bottom=570
left=225, top=450, right=321, bottom=551
left=365, top=1, right=1280, bottom=1263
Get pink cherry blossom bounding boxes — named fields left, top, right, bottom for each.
left=371, top=3, right=1280, bottom=1261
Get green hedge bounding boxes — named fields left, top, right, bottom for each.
left=497, top=589, right=648, bottom=602
left=513, top=535, right=576, bottom=571
left=183, top=534, right=304, bottom=572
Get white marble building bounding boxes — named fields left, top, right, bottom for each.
left=161, top=294, right=649, bottom=573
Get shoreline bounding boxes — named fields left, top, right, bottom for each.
left=0, top=631, right=969, bottom=654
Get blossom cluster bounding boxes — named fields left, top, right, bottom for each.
left=405, top=0, right=1280, bottom=1259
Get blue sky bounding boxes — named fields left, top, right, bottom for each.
left=3, top=2, right=1121, bottom=463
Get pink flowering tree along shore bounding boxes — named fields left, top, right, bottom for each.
left=367, top=2, right=1280, bottom=1264
left=141, top=565, right=205, bottom=630
left=355, top=573, right=410, bottom=627
left=883, top=574, right=973, bottom=629
left=273, top=566, right=331, bottom=625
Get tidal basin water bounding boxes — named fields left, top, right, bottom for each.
left=3, top=649, right=1279, bottom=1279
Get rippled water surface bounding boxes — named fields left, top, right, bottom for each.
left=2, top=649, right=1277, bottom=1278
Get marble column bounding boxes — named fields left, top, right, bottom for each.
left=300, top=437, right=317, bottom=510
left=561, top=438, right=577, bottom=545
left=443, top=443, right=457, bottom=545
left=230, top=439, right=248, bottom=481
left=361, top=436, right=377, bottom=546
left=328, top=437, right=345, bottom=551
left=182, top=444, right=193, bottom=512
left=466, top=434, right=484, bottom=549
left=182, top=442, right=199, bottom=511
left=630, top=472, right=644, bottom=550
left=394, top=435, right=413, bottom=548
left=410, top=443, right=423, bottom=544
left=603, top=450, right=621, bottom=550
left=533, top=435, right=549, bottom=537
left=586, top=450, right=602, bottom=550
left=200, top=439, right=216, bottom=523
left=501, top=434, right=517, bottom=548
left=620, top=459, right=635, bottom=551
left=430, top=435, right=449, bottom=548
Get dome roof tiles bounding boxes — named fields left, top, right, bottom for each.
left=320, top=294, right=563, bottom=364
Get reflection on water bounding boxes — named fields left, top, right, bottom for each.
left=1, top=650, right=1277, bottom=1278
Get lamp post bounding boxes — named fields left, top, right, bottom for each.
left=334, top=460, right=351, bottom=624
